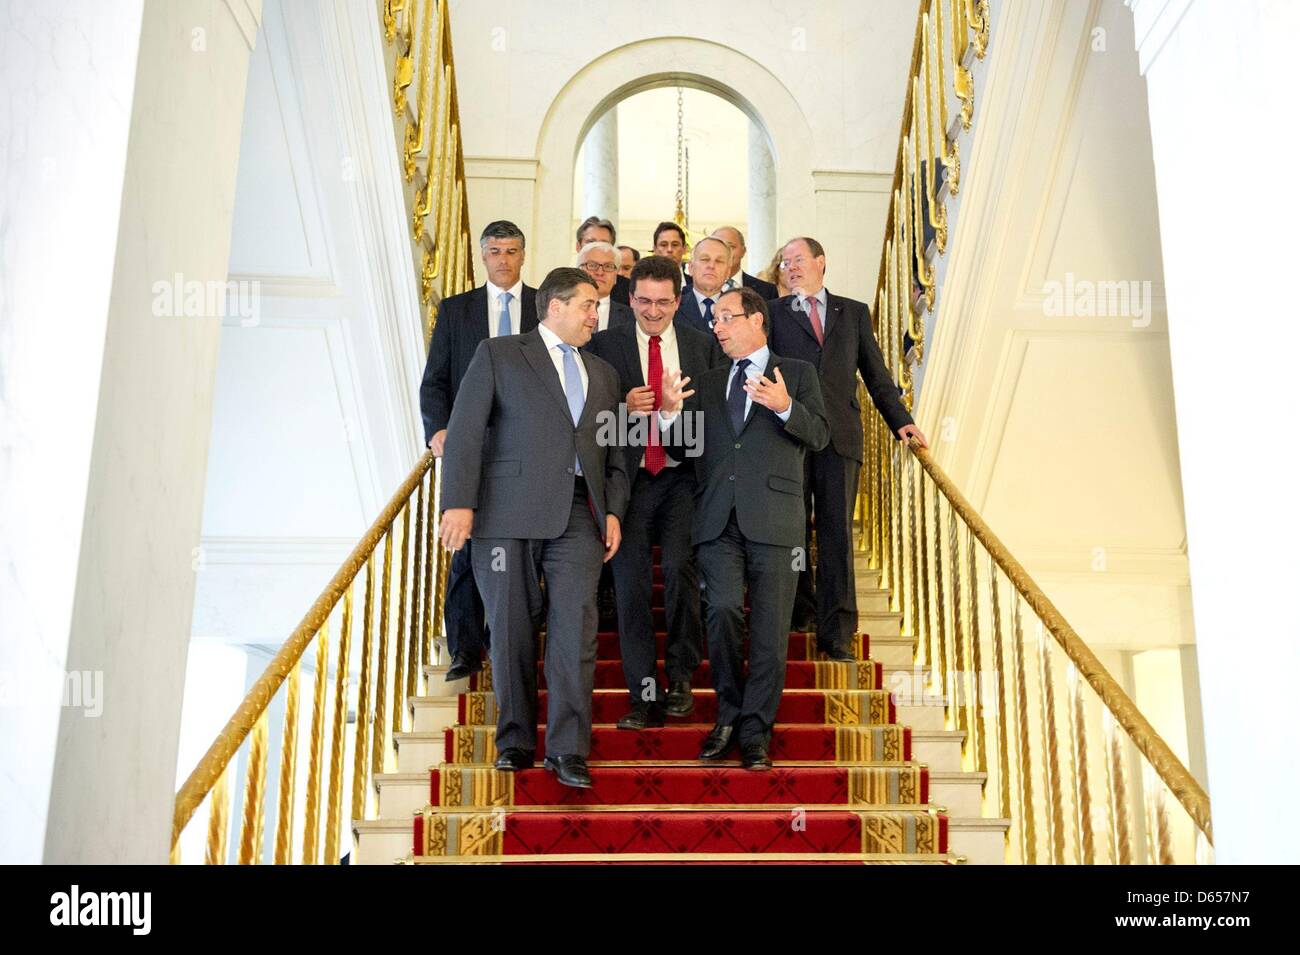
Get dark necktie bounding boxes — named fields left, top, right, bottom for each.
left=727, top=358, right=751, bottom=435
left=702, top=296, right=714, bottom=329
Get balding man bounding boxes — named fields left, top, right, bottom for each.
left=768, top=237, right=928, bottom=660
left=674, top=236, right=731, bottom=335
left=711, top=226, right=778, bottom=301
left=577, top=241, right=634, bottom=333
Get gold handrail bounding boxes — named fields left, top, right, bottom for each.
left=173, top=0, right=475, bottom=863
left=855, top=0, right=1210, bottom=863
left=909, top=443, right=1213, bottom=841
left=172, top=451, right=434, bottom=851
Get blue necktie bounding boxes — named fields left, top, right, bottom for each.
left=496, top=291, right=514, bottom=337
left=558, top=343, right=585, bottom=475
left=702, top=296, right=714, bottom=329
left=727, top=358, right=751, bottom=435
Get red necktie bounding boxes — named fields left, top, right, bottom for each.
left=808, top=296, right=825, bottom=346
left=645, top=334, right=666, bottom=475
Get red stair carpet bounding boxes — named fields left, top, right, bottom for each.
left=411, top=549, right=951, bottom=864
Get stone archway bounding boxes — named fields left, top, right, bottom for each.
left=532, top=36, right=816, bottom=282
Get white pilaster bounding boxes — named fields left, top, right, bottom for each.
left=582, top=107, right=619, bottom=227
left=747, top=122, right=777, bottom=273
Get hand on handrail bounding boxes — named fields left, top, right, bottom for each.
left=898, top=423, right=929, bottom=449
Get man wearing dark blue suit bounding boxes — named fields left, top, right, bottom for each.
left=709, top=226, right=779, bottom=301
left=673, top=236, right=731, bottom=335
left=419, top=220, right=538, bottom=681
left=587, top=255, right=725, bottom=728
left=767, top=237, right=928, bottom=660
left=658, top=287, right=829, bottom=769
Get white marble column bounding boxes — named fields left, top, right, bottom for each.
left=582, top=107, right=619, bottom=226
left=1133, top=0, right=1300, bottom=863
left=1, top=0, right=262, bottom=864
left=747, top=121, right=776, bottom=273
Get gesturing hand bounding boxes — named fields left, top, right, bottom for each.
left=660, top=369, right=695, bottom=415
left=743, top=366, right=791, bottom=414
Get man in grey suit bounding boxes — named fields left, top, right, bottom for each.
left=439, top=268, right=630, bottom=789
left=659, top=287, right=829, bottom=769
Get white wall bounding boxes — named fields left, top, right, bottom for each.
left=450, top=0, right=915, bottom=299
left=8, top=0, right=263, bottom=864
left=1133, top=0, right=1300, bottom=864
left=0, top=0, right=144, bottom=866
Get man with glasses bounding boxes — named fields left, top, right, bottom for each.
left=587, top=256, right=724, bottom=728
left=419, top=220, right=538, bottom=682
left=576, top=241, right=633, bottom=332
left=768, top=237, right=928, bottom=659
left=576, top=215, right=630, bottom=304
left=674, top=236, right=732, bottom=335
left=657, top=287, right=828, bottom=769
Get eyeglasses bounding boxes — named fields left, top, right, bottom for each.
left=712, top=310, right=752, bottom=325
left=778, top=255, right=812, bottom=271
left=632, top=296, right=678, bottom=310
left=581, top=262, right=618, bottom=274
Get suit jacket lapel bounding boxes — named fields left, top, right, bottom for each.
left=471, top=285, right=490, bottom=340
left=622, top=325, right=646, bottom=387
left=783, top=296, right=821, bottom=346
left=521, top=285, right=538, bottom=332
left=679, top=294, right=703, bottom=331
left=735, top=353, right=779, bottom=437
left=821, top=291, right=843, bottom=342
left=520, top=329, right=574, bottom=421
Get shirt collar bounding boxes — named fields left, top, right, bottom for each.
left=634, top=320, right=677, bottom=347
left=733, top=343, right=770, bottom=373
left=694, top=285, right=723, bottom=309
left=537, top=322, right=566, bottom=351
left=486, top=278, right=523, bottom=302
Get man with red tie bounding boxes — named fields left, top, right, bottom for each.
left=768, top=237, right=928, bottom=659
left=587, top=256, right=724, bottom=728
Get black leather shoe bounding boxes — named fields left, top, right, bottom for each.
left=741, top=740, right=772, bottom=771
left=494, top=747, right=534, bottom=772
left=617, top=702, right=666, bottom=731
left=664, top=680, right=694, bottom=718
left=544, top=754, right=593, bottom=789
left=818, top=643, right=856, bottom=662
left=698, top=723, right=737, bottom=761
left=444, top=652, right=482, bottom=682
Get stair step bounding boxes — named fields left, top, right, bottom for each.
left=406, top=851, right=960, bottom=865
left=451, top=689, right=897, bottom=730
left=455, top=659, right=886, bottom=693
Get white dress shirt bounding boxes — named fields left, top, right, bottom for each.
left=537, top=322, right=589, bottom=399
left=486, top=278, right=523, bottom=337
left=597, top=296, right=611, bottom=333
left=691, top=286, right=724, bottom=327
left=658, top=343, right=791, bottom=429
left=635, top=321, right=682, bottom=470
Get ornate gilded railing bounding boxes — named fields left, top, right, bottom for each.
left=170, top=0, right=474, bottom=863
left=385, top=0, right=476, bottom=330
left=856, top=0, right=1213, bottom=863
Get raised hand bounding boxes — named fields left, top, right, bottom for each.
left=743, top=366, right=791, bottom=414
left=660, top=369, right=695, bottom=415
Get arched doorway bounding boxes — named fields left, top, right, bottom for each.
left=531, top=37, right=816, bottom=284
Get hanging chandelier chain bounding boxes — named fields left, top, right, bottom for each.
left=674, top=87, right=686, bottom=226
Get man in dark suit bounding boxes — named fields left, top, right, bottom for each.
left=653, top=221, right=688, bottom=281
left=576, top=241, right=633, bottom=332
left=576, top=215, right=630, bottom=305
left=673, top=236, right=731, bottom=336
left=659, top=286, right=829, bottom=769
left=439, top=267, right=629, bottom=789
left=710, top=226, right=779, bottom=301
left=768, top=237, right=928, bottom=660
left=587, top=255, right=724, bottom=729
left=419, top=220, right=538, bottom=681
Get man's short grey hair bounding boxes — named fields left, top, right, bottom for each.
left=575, top=240, right=618, bottom=265
left=479, top=219, right=526, bottom=251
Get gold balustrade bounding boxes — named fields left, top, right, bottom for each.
left=171, top=0, right=474, bottom=863
left=853, top=0, right=1211, bottom=863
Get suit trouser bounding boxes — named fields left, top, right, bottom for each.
left=610, top=466, right=702, bottom=704
left=792, top=444, right=861, bottom=651
left=445, top=541, right=489, bottom=659
left=473, top=487, right=605, bottom=757
left=698, top=511, right=800, bottom=747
